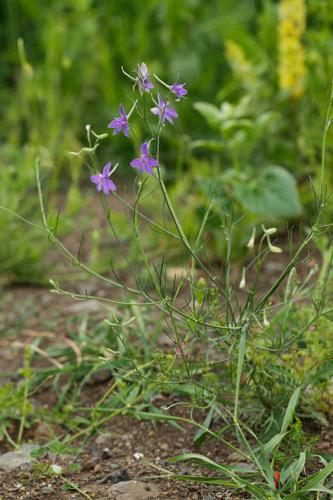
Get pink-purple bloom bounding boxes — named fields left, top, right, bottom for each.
left=90, top=162, right=116, bottom=195
left=150, top=94, right=178, bottom=124
left=108, top=104, right=129, bottom=137
left=130, top=142, right=158, bottom=175
left=171, top=82, right=187, bottom=100
left=137, top=63, right=154, bottom=93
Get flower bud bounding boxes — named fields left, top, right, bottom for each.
left=263, top=309, right=270, bottom=327
left=239, top=267, right=246, bottom=289
left=247, top=227, right=256, bottom=249
left=262, top=225, right=277, bottom=236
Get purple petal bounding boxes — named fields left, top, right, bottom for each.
left=150, top=106, right=160, bottom=116
left=120, top=104, right=126, bottom=118
left=171, top=83, right=187, bottom=98
left=165, top=108, right=178, bottom=124
left=141, top=142, right=148, bottom=156
left=108, top=117, right=121, bottom=129
left=147, top=157, right=158, bottom=167
left=142, top=164, right=153, bottom=175
left=105, top=179, right=117, bottom=192
left=130, top=158, right=142, bottom=168
left=90, top=174, right=101, bottom=185
left=139, top=63, right=148, bottom=77
left=157, top=94, right=165, bottom=108
left=123, top=123, right=129, bottom=137
left=103, top=162, right=111, bottom=176
left=143, top=79, right=154, bottom=90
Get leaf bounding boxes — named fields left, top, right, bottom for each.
left=280, top=451, right=306, bottom=485
left=189, top=139, right=224, bottom=151
left=303, top=459, right=333, bottom=491
left=193, top=407, right=214, bottom=445
left=281, top=387, right=301, bottom=434
left=262, top=432, right=288, bottom=455
left=170, top=453, right=229, bottom=473
left=233, top=166, right=302, bottom=218
left=234, top=332, right=246, bottom=419
left=193, top=102, right=222, bottom=128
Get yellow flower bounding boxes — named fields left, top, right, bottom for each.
left=225, top=40, right=256, bottom=91
left=278, top=0, right=306, bottom=98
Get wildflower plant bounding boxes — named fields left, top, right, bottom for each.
left=34, top=64, right=333, bottom=497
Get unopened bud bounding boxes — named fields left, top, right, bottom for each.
left=247, top=227, right=256, bottom=249
left=262, top=225, right=277, bottom=236
left=268, top=237, right=282, bottom=254
left=239, top=267, right=246, bottom=289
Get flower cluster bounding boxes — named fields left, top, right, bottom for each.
left=90, top=63, right=187, bottom=195
left=277, top=0, right=306, bottom=98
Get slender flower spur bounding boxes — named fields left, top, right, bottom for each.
left=130, top=142, right=158, bottom=175
left=108, top=104, right=129, bottom=137
left=90, top=162, right=116, bottom=195
left=154, top=74, right=188, bottom=100
left=150, top=94, right=178, bottom=124
left=137, top=63, right=154, bottom=93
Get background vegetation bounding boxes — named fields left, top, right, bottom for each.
left=1, top=0, right=332, bottom=280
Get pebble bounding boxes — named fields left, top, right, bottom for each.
left=88, top=367, right=112, bottom=384
left=227, top=451, right=243, bottom=462
left=94, top=463, right=103, bottom=473
left=0, top=449, right=34, bottom=472
left=101, top=447, right=112, bottom=459
left=111, top=480, right=160, bottom=499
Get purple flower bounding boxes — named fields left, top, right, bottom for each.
left=150, top=94, right=178, bottom=124
left=90, top=162, right=116, bottom=195
left=130, top=142, right=158, bottom=175
left=107, top=104, right=129, bottom=137
left=171, top=82, right=187, bottom=100
left=137, top=63, right=154, bottom=94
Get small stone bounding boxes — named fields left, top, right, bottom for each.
left=97, top=469, right=129, bottom=484
left=109, top=463, right=120, bottom=470
left=94, top=463, right=103, bottom=473
left=227, top=451, right=243, bottom=462
left=88, top=367, right=112, bottom=384
left=101, top=447, right=112, bottom=459
left=111, top=480, right=160, bottom=499
left=41, top=486, right=54, bottom=494
left=0, top=450, right=34, bottom=472
left=160, top=443, right=168, bottom=451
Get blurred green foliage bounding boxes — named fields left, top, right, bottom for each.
left=0, top=0, right=332, bottom=279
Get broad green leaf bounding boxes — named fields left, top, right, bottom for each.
left=193, top=102, right=222, bottom=128
left=233, top=166, right=302, bottom=218
left=189, top=139, right=224, bottom=151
